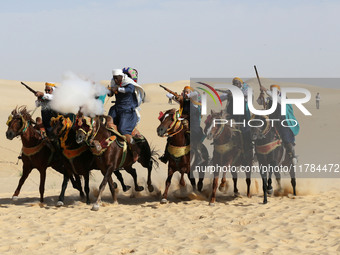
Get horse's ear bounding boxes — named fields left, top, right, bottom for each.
left=12, top=107, right=17, bottom=116
left=221, top=109, right=228, bottom=118
left=211, top=109, right=216, bottom=115
left=77, top=107, right=83, bottom=118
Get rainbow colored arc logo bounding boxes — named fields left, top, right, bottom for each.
left=195, top=82, right=223, bottom=106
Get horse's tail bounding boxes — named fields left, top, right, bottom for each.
left=150, top=145, right=160, bottom=169
left=136, top=138, right=159, bottom=169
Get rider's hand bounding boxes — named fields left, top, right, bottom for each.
left=35, top=91, right=44, bottom=98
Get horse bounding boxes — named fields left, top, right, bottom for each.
left=204, top=110, right=252, bottom=205
left=157, top=108, right=207, bottom=204
left=250, top=115, right=296, bottom=204
left=5, top=106, right=84, bottom=204
left=75, top=114, right=157, bottom=193
left=74, top=114, right=156, bottom=211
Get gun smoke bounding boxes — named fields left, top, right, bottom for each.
left=50, top=72, right=109, bottom=117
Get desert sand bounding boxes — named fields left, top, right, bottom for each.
left=0, top=78, right=339, bottom=255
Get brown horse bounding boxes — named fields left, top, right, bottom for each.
left=50, top=114, right=124, bottom=206
left=75, top=115, right=156, bottom=193
left=204, top=110, right=252, bottom=205
left=250, top=115, right=296, bottom=204
left=5, top=106, right=84, bottom=203
left=74, top=114, right=156, bottom=211
left=157, top=108, right=205, bottom=204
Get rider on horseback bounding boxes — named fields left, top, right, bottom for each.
left=219, top=77, right=253, bottom=165
left=35, top=82, right=58, bottom=137
left=259, top=84, right=298, bottom=165
left=159, top=86, right=205, bottom=164
left=107, top=69, right=145, bottom=163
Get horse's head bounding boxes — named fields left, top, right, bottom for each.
left=6, top=106, right=33, bottom=140
left=249, top=115, right=269, bottom=141
left=204, top=110, right=228, bottom=140
left=74, top=114, right=95, bottom=144
left=157, top=108, right=179, bottom=137
left=50, top=115, right=73, bottom=140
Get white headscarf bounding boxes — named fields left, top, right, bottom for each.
left=110, top=70, right=145, bottom=107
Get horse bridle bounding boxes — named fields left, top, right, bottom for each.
left=161, top=111, right=183, bottom=137
left=6, top=113, right=29, bottom=135
left=76, top=117, right=100, bottom=144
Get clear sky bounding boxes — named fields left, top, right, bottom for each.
left=1, top=0, right=339, bottom=85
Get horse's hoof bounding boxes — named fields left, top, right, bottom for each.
left=12, top=196, right=18, bottom=201
left=148, top=185, right=154, bottom=193
left=263, top=200, right=268, bottom=204
left=160, top=198, right=168, bottom=204
left=209, top=202, right=215, bottom=206
left=267, top=188, right=273, bottom=195
left=123, top=185, right=131, bottom=192
left=86, top=200, right=91, bottom=205
left=234, top=192, right=240, bottom=197
left=197, top=184, right=203, bottom=192
left=91, top=204, right=100, bottom=211
left=56, top=201, right=64, bottom=207
left=135, top=186, right=144, bottom=192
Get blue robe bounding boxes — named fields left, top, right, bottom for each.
left=108, top=84, right=138, bottom=135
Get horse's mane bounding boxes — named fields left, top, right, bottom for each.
left=15, top=105, right=36, bottom=124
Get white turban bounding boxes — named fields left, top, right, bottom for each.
left=112, top=69, right=124, bottom=76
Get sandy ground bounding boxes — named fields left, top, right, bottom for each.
left=0, top=78, right=339, bottom=255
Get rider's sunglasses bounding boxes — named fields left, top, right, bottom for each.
left=45, top=89, right=51, bottom=93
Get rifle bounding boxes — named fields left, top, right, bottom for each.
left=159, top=84, right=179, bottom=98
left=215, top=88, right=230, bottom=94
left=21, top=82, right=37, bottom=95
left=253, top=65, right=266, bottom=109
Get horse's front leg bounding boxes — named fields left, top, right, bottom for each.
left=39, top=167, right=47, bottom=203
left=219, top=171, right=228, bottom=192
left=209, top=172, right=219, bottom=205
left=108, top=175, right=118, bottom=203
left=187, top=166, right=196, bottom=191
left=12, top=164, right=32, bottom=201
left=92, top=165, right=114, bottom=211
left=260, top=167, right=268, bottom=204
left=246, top=171, right=251, bottom=198
left=289, top=164, right=296, bottom=196
left=57, top=173, right=69, bottom=207
left=231, top=170, right=239, bottom=196
left=84, top=171, right=90, bottom=205
left=161, top=167, right=174, bottom=204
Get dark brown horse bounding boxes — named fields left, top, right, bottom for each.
left=250, top=115, right=296, bottom=204
left=204, top=110, right=252, bottom=205
left=157, top=108, right=205, bottom=204
left=74, top=114, right=156, bottom=211
left=5, top=106, right=84, bottom=203
left=50, top=114, right=124, bottom=206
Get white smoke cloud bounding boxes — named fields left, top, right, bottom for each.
left=50, top=72, right=109, bottom=117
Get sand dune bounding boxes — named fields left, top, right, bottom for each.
left=0, top=78, right=339, bottom=254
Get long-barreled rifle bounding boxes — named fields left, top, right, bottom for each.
left=159, top=84, right=180, bottom=98
left=254, top=65, right=266, bottom=109
left=21, top=82, right=37, bottom=95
